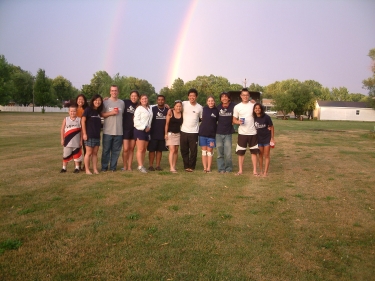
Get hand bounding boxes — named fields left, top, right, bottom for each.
left=145, top=127, right=150, bottom=133
left=165, top=134, right=168, bottom=140
left=61, top=139, right=64, bottom=146
left=83, top=134, right=87, bottom=141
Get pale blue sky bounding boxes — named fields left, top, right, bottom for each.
left=0, top=0, right=374, bottom=94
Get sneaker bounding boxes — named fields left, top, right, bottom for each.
left=138, top=167, right=148, bottom=173
left=60, top=169, right=67, bottom=173
left=155, top=166, right=163, bottom=171
left=148, top=166, right=155, bottom=171
left=73, top=168, right=80, bottom=173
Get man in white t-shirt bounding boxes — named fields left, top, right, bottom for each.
left=232, top=88, right=259, bottom=176
left=180, top=88, right=203, bottom=172
left=101, top=85, right=125, bottom=172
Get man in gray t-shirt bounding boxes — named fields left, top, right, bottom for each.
left=101, top=85, right=125, bottom=171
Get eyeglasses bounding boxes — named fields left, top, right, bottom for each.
left=174, top=100, right=182, bottom=103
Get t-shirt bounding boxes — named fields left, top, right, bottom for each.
left=123, top=99, right=138, bottom=131
left=150, top=106, right=168, bottom=140
left=199, top=106, right=219, bottom=138
left=254, top=114, right=273, bottom=144
left=216, top=102, right=235, bottom=135
left=181, top=101, right=203, bottom=133
left=233, top=102, right=257, bottom=135
left=83, top=107, right=101, bottom=139
left=102, top=99, right=125, bottom=136
left=64, top=117, right=81, bottom=148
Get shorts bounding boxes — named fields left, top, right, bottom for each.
left=147, top=139, right=168, bottom=152
left=236, top=134, right=259, bottom=155
left=63, top=146, right=83, bottom=162
left=84, top=138, right=100, bottom=147
left=258, top=143, right=270, bottom=147
left=199, top=136, right=216, bottom=148
left=166, top=132, right=180, bottom=146
left=123, top=129, right=134, bottom=140
left=134, top=128, right=150, bottom=141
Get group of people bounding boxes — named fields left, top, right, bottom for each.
left=60, top=86, right=275, bottom=177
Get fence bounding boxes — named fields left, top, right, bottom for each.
left=0, top=106, right=68, bottom=113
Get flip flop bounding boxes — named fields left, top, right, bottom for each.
left=170, top=170, right=177, bottom=173
left=235, top=172, right=242, bottom=176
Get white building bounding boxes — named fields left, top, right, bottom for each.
left=314, top=101, right=375, bottom=121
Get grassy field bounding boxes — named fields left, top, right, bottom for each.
left=0, top=112, right=374, bottom=281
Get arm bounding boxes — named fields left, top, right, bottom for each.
left=60, top=118, right=66, bottom=146
left=101, top=110, right=117, bottom=118
left=80, top=118, right=83, bottom=146
left=269, top=125, right=275, bottom=144
left=81, top=116, right=87, bottom=141
left=164, top=109, right=172, bottom=139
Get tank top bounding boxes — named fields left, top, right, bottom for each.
left=64, top=117, right=81, bottom=147
left=168, top=110, right=183, bottom=133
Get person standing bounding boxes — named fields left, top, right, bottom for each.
left=165, top=100, right=183, bottom=173
left=81, top=94, right=103, bottom=175
left=180, top=88, right=203, bottom=172
left=216, top=92, right=235, bottom=174
left=101, top=85, right=125, bottom=172
left=199, top=96, right=219, bottom=173
left=148, top=95, right=168, bottom=171
left=232, top=88, right=259, bottom=176
left=253, top=103, right=275, bottom=177
left=133, top=94, right=153, bottom=173
left=121, top=90, right=140, bottom=171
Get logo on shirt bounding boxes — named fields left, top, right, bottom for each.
left=219, top=108, right=232, bottom=116
left=156, top=112, right=166, bottom=119
left=211, top=113, right=217, bottom=118
left=254, top=122, right=267, bottom=129
left=127, top=106, right=135, bottom=114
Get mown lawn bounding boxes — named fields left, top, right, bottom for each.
left=0, top=112, right=374, bottom=281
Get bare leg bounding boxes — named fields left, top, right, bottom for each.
left=92, top=146, right=100, bottom=174
left=85, top=146, right=93, bottom=174
left=263, top=146, right=271, bottom=176
left=168, top=145, right=176, bottom=171
left=201, top=146, right=207, bottom=171
left=156, top=151, right=162, bottom=168
left=251, top=153, right=258, bottom=175
left=149, top=151, right=155, bottom=168
left=237, top=155, right=245, bottom=175
left=123, top=139, right=135, bottom=170
left=258, top=146, right=264, bottom=175
left=207, top=147, right=213, bottom=172
left=136, top=139, right=148, bottom=168
left=174, top=146, right=179, bottom=170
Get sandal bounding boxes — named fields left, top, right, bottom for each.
left=170, top=170, right=177, bottom=173
left=235, top=172, right=242, bottom=176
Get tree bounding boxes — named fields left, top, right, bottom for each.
left=52, top=76, right=76, bottom=106
left=272, top=91, right=295, bottom=119
left=362, top=48, right=375, bottom=108
left=34, top=69, right=53, bottom=111
left=331, top=87, right=351, bottom=101
left=0, top=54, right=12, bottom=105
left=10, top=66, right=34, bottom=106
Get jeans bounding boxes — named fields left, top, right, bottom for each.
left=216, top=134, right=233, bottom=172
left=101, top=134, right=123, bottom=171
left=180, top=132, right=198, bottom=170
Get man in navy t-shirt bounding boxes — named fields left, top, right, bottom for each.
left=147, top=95, right=168, bottom=171
left=216, top=92, right=235, bottom=173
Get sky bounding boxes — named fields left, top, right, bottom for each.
left=0, top=0, right=374, bottom=95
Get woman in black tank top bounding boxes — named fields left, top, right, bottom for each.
left=165, top=101, right=183, bottom=173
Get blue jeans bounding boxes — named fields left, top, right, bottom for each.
left=216, top=134, right=233, bottom=172
left=101, top=134, right=123, bottom=171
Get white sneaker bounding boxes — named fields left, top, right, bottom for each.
left=138, top=166, right=148, bottom=173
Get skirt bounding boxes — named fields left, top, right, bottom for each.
left=166, top=132, right=180, bottom=146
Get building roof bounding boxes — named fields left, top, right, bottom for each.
left=317, top=100, right=371, bottom=108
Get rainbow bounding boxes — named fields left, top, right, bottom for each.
left=166, top=0, right=199, bottom=88
left=103, top=0, right=127, bottom=74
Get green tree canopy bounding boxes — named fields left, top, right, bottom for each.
left=362, top=48, right=375, bottom=108
left=0, top=55, right=12, bottom=105
left=34, top=69, right=53, bottom=109
left=10, top=66, right=34, bottom=106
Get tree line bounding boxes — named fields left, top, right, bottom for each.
left=1, top=48, right=374, bottom=113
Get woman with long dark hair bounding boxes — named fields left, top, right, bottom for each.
left=253, top=103, right=275, bottom=176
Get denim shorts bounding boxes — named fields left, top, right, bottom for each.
left=85, top=138, right=100, bottom=147
left=258, top=143, right=270, bottom=147
left=199, top=136, right=216, bottom=148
